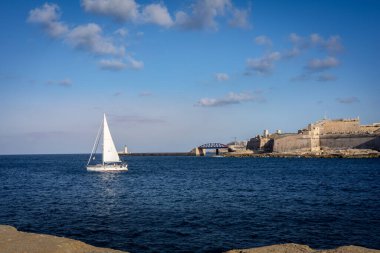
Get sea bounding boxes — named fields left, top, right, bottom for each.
left=0, top=155, right=379, bottom=253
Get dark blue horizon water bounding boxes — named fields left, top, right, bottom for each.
left=0, top=155, right=379, bottom=252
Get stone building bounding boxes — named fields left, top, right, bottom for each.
left=247, top=118, right=380, bottom=153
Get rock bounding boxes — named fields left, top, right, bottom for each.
left=0, top=225, right=128, bottom=253
left=224, top=243, right=380, bottom=253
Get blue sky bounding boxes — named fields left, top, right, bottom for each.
left=0, top=0, right=379, bottom=154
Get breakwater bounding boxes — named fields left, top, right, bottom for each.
left=119, top=152, right=194, bottom=156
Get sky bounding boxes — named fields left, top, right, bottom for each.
left=0, top=0, right=379, bottom=154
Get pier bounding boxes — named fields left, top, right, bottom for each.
left=119, top=143, right=230, bottom=157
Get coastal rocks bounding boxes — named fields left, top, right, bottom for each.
left=224, top=243, right=380, bottom=253
left=0, top=225, right=128, bottom=253
left=223, top=149, right=380, bottom=158
left=1, top=226, right=379, bottom=253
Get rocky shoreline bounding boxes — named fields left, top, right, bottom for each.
left=223, top=149, right=380, bottom=158
left=0, top=225, right=128, bottom=253
left=1, top=225, right=379, bottom=253
left=225, top=243, right=380, bottom=253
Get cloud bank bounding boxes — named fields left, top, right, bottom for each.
left=28, top=3, right=143, bottom=72
left=196, top=91, right=262, bottom=107
left=81, top=0, right=250, bottom=30
left=27, top=3, right=68, bottom=38
left=245, top=33, right=343, bottom=80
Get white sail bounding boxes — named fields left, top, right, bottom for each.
left=102, top=114, right=120, bottom=163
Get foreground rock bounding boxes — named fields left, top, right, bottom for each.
left=0, top=225, right=128, bottom=253
left=225, top=243, right=380, bottom=253
left=1, top=225, right=379, bottom=253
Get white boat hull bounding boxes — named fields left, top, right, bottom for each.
left=86, top=163, right=128, bottom=172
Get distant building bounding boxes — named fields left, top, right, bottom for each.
left=247, top=118, right=380, bottom=153
left=227, top=140, right=248, bottom=151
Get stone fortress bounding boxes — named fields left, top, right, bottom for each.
left=247, top=118, right=380, bottom=153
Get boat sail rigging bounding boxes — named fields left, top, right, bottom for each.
left=86, top=114, right=128, bottom=171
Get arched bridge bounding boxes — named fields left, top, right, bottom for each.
left=195, top=143, right=229, bottom=156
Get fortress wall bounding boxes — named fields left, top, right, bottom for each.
left=273, top=135, right=312, bottom=153
left=247, top=137, right=261, bottom=150
left=320, top=134, right=380, bottom=151
left=318, top=120, right=360, bottom=134
left=360, top=125, right=380, bottom=133
left=247, top=137, right=272, bottom=151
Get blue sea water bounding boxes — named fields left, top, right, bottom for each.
left=0, top=155, right=379, bottom=253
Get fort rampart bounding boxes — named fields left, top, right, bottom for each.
left=248, top=118, right=380, bottom=153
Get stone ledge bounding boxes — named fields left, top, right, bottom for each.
left=0, top=225, right=128, bottom=253
left=224, top=243, right=380, bottom=253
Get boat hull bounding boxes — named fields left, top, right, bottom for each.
left=86, top=163, right=128, bottom=172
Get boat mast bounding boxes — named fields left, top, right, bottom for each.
left=87, top=119, right=103, bottom=166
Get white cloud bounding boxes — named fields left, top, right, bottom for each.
left=246, top=52, right=281, bottom=74
left=141, top=4, right=174, bottom=27
left=128, top=56, right=144, bottom=70
left=81, top=0, right=174, bottom=28
left=66, top=23, right=124, bottom=55
left=215, top=73, right=229, bottom=81
left=324, top=35, right=343, bottom=53
left=28, top=3, right=145, bottom=72
left=174, top=0, right=227, bottom=31
left=291, top=73, right=337, bottom=82
left=99, top=57, right=144, bottom=71
left=114, top=28, right=128, bottom=37
left=228, top=8, right=250, bottom=28
left=310, top=33, right=323, bottom=44
left=80, top=0, right=251, bottom=30
left=196, top=91, right=260, bottom=107
left=289, top=33, right=343, bottom=54
left=175, top=0, right=250, bottom=30
left=307, top=57, right=339, bottom=71
left=289, top=33, right=302, bottom=44
left=255, top=35, right=272, bottom=47
left=283, top=47, right=301, bottom=58
left=310, top=33, right=343, bottom=53
left=99, top=59, right=127, bottom=70
left=27, top=3, right=68, bottom=38
left=81, top=0, right=139, bottom=22
left=336, top=97, right=360, bottom=104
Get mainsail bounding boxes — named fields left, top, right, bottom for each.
left=102, top=114, right=120, bottom=163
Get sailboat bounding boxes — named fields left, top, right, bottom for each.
left=86, top=114, right=128, bottom=171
